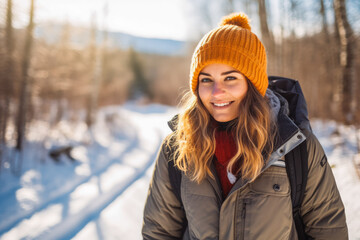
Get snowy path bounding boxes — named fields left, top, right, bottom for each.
left=0, top=136, right=137, bottom=234
left=0, top=105, right=359, bottom=240
left=72, top=159, right=155, bottom=240
left=0, top=104, right=176, bottom=240
left=36, top=137, right=159, bottom=240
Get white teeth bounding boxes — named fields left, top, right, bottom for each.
left=214, top=102, right=230, bottom=107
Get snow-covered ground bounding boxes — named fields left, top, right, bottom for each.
left=0, top=103, right=359, bottom=240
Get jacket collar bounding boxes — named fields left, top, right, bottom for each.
left=273, top=91, right=306, bottom=154
left=226, top=94, right=307, bottom=197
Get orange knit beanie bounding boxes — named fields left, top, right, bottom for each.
left=190, top=12, right=268, bottom=96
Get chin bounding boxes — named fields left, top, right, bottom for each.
left=213, top=115, right=236, bottom=122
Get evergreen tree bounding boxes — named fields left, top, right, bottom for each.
left=128, top=48, right=152, bottom=100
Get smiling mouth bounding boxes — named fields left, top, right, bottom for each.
left=212, top=101, right=234, bottom=107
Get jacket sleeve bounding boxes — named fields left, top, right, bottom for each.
left=300, top=132, right=348, bottom=239
left=142, top=138, right=186, bottom=240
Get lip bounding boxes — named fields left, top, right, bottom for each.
left=211, top=101, right=234, bottom=108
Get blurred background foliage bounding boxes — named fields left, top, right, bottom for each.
left=0, top=0, right=359, bottom=160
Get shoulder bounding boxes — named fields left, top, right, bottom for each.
left=154, top=133, right=177, bottom=173
left=160, top=133, right=177, bottom=158
left=302, top=130, right=326, bottom=169
left=304, top=130, right=323, bottom=151
left=303, top=130, right=324, bottom=154
left=150, top=134, right=175, bottom=184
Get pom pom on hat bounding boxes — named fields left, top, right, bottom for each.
left=219, top=12, right=251, bottom=31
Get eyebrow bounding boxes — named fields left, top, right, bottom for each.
left=221, top=70, right=241, bottom=75
left=199, top=70, right=241, bottom=76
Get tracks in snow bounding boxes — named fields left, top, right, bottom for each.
left=0, top=112, right=166, bottom=240
left=37, top=133, right=162, bottom=240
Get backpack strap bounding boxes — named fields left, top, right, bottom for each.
left=163, top=137, right=183, bottom=203
left=167, top=156, right=183, bottom=205
left=285, top=140, right=310, bottom=240
left=165, top=143, right=188, bottom=232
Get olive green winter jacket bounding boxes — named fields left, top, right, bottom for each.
left=142, top=129, right=347, bottom=240
left=142, top=97, right=348, bottom=240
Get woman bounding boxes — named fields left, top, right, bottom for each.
left=142, top=12, right=348, bottom=240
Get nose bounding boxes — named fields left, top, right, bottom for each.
left=212, top=82, right=225, bottom=96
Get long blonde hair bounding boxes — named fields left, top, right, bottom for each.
left=169, top=79, right=277, bottom=183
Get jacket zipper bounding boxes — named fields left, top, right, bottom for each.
left=241, top=201, right=247, bottom=239
left=242, top=202, right=246, bottom=218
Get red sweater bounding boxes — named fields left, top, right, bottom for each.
left=214, top=128, right=238, bottom=198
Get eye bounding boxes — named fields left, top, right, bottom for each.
left=200, top=78, right=212, bottom=83
left=225, top=76, right=236, bottom=81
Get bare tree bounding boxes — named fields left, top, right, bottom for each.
left=257, top=0, right=275, bottom=71
left=15, top=0, right=35, bottom=153
left=0, top=0, right=15, bottom=169
left=85, top=3, right=108, bottom=128
left=54, top=21, right=71, bottom=124
left=85, top=14, right=98, bottom=127
left=100, top=1, right=109, bottom=102
left=318, top=0, right=338, bottom=120
left=320, top=0, right=330, bottom=41
left=333, top=0, right=355, bottom=124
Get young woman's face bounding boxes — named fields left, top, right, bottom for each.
left=198, top=63, right=248, bottom=122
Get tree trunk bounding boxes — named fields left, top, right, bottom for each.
left=320, top=0, right=330, bottom=41
left=0, top=0, right=14, bottom=144
left=54, top=22, right=70, bottom=124
left=319, top=0, right=334, bottom=119
left=16, top=0, right=35, bottom=151
left=333, top=0, right=355, bottom=124
left=2, top=0, right=14, bottom=143
left=86, top=6, right=107, bottom=128
left=257, top=0, right=275, bottom=72
left=85, top=14, right=99, bottom=127
left=1, top=0, right=15, bottom=169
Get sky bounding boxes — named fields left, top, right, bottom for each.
left=12, top=0, right=189, bottom=40
left=7, top=0, right=359, bottom=42
left=8, top=0, right=324, bottom=42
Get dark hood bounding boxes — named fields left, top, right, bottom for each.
left=268, top=76, right=311, bottom=133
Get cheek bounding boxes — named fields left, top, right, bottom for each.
left=231, top=85, right=248, bottom=101
left=198, top=87, right=213, bottom=114
left=198, top=86, right=209, bottom=103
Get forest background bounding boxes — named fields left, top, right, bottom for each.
left=0, top=0, right=359, bottom=171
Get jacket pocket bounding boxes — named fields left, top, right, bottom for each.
left=237, top=167, right=293, bottom=240
left=249, top=166, right=290, bottom=196
left=182, top=174, right=220, bottom=239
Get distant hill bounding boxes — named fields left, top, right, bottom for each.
left=34, top=22, right=188, bottom=56
left=107, top=31, right=188, bottom=56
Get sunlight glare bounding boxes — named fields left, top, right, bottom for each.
left=69, top=177, right=100, bottom=215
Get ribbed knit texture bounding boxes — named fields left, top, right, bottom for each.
left=214, top=128, right=239, bottom=198
left=190, top=12, right=268, bottom=96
